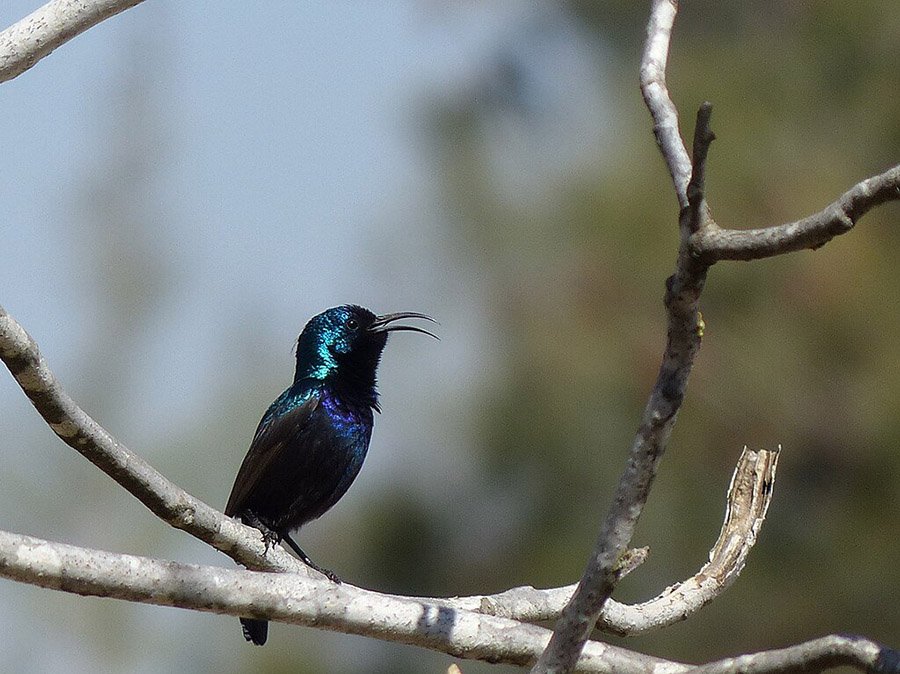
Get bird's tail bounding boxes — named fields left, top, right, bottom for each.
left=240, top=617, right=268, bottom=646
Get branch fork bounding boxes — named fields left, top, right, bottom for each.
left=533, top=0, right=899, bottom=671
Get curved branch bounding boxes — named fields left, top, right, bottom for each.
left=448, top=447, right=778, bottom=636
left=598, top=446, right=777, bottom=636
left=692, top=164, right=900, bottom=263
left=0, top=530, right=683, bottom=674
left=0, top=0, right=145, bottom=85
left=691, top=635, right=899, bottom=674
left=639, top=0, right=691, bottom=209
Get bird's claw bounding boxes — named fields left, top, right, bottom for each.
left=260, top=529, right=280, bottom=554
left=321, top=568, right=342, bottom=584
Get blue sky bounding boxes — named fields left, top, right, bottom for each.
left=1, top=0, right=608, bottom=432
left=0, top=3, right=611, bottom=671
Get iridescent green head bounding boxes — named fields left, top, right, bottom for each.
left=294, top=305, right=436, bottom=384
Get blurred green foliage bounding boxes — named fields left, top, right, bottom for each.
left=356, top=2, right=900, bottom=671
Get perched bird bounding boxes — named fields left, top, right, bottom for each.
left=225, top=304, right=436, bottom=645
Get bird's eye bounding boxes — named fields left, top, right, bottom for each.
left=345, top=318, right=359, bottom=331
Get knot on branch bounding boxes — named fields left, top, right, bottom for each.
left=171, top=500, right=197, bottom=530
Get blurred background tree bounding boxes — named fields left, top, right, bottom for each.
left=0, top=1, right=897, bottom=672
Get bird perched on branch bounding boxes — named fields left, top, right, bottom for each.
left=225, top=304, right=437, bottom=645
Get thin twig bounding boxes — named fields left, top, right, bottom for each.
left=690, top=634, right=900, bottom=674
left=686, top=102, right=716, bottom=234
left=447, top=448, right=778, bottom=636
left=0, top=0, right=145, bottom=84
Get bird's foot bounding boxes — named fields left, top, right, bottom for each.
left=242, top=510, right=281, bottom=554
left=305, top=560, right=341, bottom=584
left=281, top=533, right=342, bottom=584
left=260, top=528, right=280, bottom=554
left=318, top=566, right=342, bottom=584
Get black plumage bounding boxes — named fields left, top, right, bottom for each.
left=225, top=305, right=435, bottom=645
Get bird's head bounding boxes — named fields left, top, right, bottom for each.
left=294, top=305, right=436, bottom=389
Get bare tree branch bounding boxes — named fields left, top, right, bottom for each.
left=691, top=635, right=900, bottom=674
left=0, top=0, right=146, bottom=84
left=0, top=530, right=684, bottom=674
left=637, top=0, right=900, bottom=267
left=0, top=302, right=707, bottom=669
left=692, top=164, right=900, bottom=263
left=640, top=0, right=691, bottom=209
left=533, top=254, right=706, bottom=671
left=5, top=530, right=896, bottom=673
left=537, top=0, right=898, bottom=668
left=447, top=447, right=778, bottom=637
left=533, top=200, right=707, bottom=671
left=597, top=446, right=777, bottom=636
left=0, top=301, right=779, bottom=645
left=0, top=303, right=308, bottom=576
left=533, top=5, right=709, bottom=670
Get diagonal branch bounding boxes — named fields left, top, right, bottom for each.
left=0, top=303, right=305, bottom=575
left=692, top=164, right=900, bottom=263
left=533, top=177, right=708, bottom=671
left=0, top=0, right=146, bottom=84
left=533, top=7, right=709, bottom=671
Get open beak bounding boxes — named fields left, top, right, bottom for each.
left=368, top=311, right=439, bottom=339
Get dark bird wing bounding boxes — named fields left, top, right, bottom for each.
left=224, top=394, right=320, bottom=518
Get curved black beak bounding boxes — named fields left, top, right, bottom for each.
left=368, top=311, right=439, bottom=339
